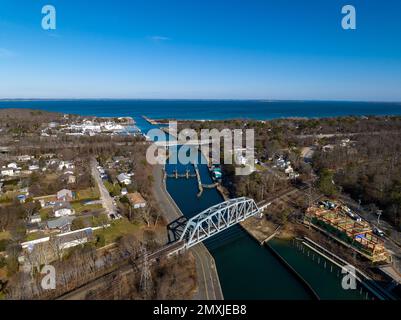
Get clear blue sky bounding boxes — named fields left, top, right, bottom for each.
left=0, top=0, right=400, bottom=101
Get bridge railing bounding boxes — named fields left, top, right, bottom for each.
left=179, top=197, right=260, bottom=249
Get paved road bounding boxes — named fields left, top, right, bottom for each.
left=152, top=163, right=224, bottom=300
left=90, top=158, right=117, bottom=218
left=297, top=130, right=401, bottom=139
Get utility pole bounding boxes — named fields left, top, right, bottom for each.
left=140, top=246, right=153, bottom=299
left=305, top=178, right=313, bottom=228
left=377, top=210, right=383, bottom=226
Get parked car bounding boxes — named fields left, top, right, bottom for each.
left=319, top=200, right=336, bottom=210
left=373, top=227, right=385, bottom=237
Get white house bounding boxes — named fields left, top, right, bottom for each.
left=1, top=169, right=14, bottom=177
left=18, top=155, right=33, bottom=162
left=57, top=189, right=74, bottom=201
left=235, top=153, right=248, bottom=166
left=53, top=202, right=75, bottom=217
left=29, top=165, right=40, bottom=171
left=127, top=192, right=147, bottom=209
left=7, top=162, right=18, bottom=169
left=117, top=173, right=132, bottom=185
left=58, top=161, right=75, bottom=171
left=121, top=188, right=128, bottom=196
left=30, top=214, right=42, bottom=224
left=284, top=166, right=294, bottom=174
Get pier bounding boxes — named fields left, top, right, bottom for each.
left=202, top=183, right=219, bottom=189
left=142, top=115, right=160, bottom=125
left=193, top=163, right=203, bottom=197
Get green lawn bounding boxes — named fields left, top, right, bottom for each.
left=77, top=187, right=100, bottom=201
left=25, top=232, right=46, bottom=242
left=0, top=191, right=18, bottom=203
left=72, top=202, right=103, bottom=214
left=255, top=164, right=267, bottom=172
left=39, top=208, right=53, bottom=221
left=0, top=232, right=10, bottom=241
left=94, top=219, right=139, bottom=244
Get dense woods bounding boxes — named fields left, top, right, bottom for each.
left=313, top=132, right=401, bottom=227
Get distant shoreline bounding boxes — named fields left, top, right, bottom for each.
left=0, top=98, right=401, bottom=104
left=1, top=100, right=401, bottom=123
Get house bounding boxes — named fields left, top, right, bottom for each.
left=46, top=216, right=75, bottom=232
left=1, top=169, right=14, bottom=177
left=117, top=173, right=132, bottom=185
left=57, top=189, right=74, bottom=201
left=58, top=161, right=74, bottom=171
left=121, top=188, right=128, bottom=196
left=53, top=202, right=75, bottom=217
left=66, top=174, right=76, bottom=184
left=29, top=165, right=40, bottom=171
left=26, top=222, right=42, bottom=234
left=20, top=228, right=94, bottom=264
left=235, top=153, right=248, bottom=166
left=7, top=162, right=18, bottom=169
left=284, top=166, right=294, bottom=174
left=19, top=187, right=29, bottom=194
left=30, top=214, right=42, bottom=224
left=127, top=192, right=147, bottom=209
left=57, top=228, right=93, bottom=250
left=17, top=155, right=33, bottom=162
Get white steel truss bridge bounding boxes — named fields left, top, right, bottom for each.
left=179, top=197, right=261, bottom=249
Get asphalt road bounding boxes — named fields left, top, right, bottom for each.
left=90, top=158, right=117, bottom=218
left=151, top=163, right=224, bottom=300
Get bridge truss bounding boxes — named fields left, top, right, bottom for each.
left=179, top=197, right=260, bottom=249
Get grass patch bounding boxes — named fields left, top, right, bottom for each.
left=25, top=232, right=46, bottom=242
left=0, top=232, right=10, bottom=241
left=39, top=208, right=53, bottom=221
left=0, top=191, right=18, bottom=203
left=255, top=164, right=267, bottom=172
left=94, top=219, right=139, bottom=245
left=72, top=202, right=103, bottom=214
left=77, top=187, right=100, bottom=201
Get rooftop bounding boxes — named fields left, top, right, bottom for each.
left=126, top=192, right=146, bottom=205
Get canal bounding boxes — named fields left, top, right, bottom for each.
left=137, top=117, right=372, bottom=300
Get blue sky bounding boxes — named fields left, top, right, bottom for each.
left=0, top=0, right=400, bottom=101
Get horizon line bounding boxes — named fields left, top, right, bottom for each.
left=0, top=98, right=401, bottom=104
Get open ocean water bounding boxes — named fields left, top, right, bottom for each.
left=1, top=100, right=401, bottom=123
